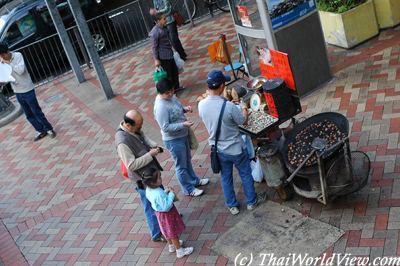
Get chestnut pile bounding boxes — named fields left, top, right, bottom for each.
left=287, top=120, right=347, bottom=167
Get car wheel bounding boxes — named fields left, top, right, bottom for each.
left=92, top=33, right=106, bottom=52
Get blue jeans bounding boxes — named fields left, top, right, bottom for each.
left=15, top=90, right=53, bottom=133
left=136, top=187, right=161, bottom=240
left=218, top=150, right=257, bottom=207
left=164, top=136, right=200, bottom=194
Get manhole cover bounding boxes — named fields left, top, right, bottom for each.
left=45, top=93, right=63, bottom=103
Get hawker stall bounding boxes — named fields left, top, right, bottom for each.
left=226, top=75, right=370, bottom=204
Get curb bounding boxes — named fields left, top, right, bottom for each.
left=0, top=98, right=22, bottom=128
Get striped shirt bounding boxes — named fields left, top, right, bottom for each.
left=150, top=25, right=174, bottom=60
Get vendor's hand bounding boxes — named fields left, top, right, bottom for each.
left=166, top=186, right=174, bottom=192
left=184, top=106, right=193, bottom=113
left=183, top=121, right=194, bottom=127
left=154, top=59, right=161, bottom=67
left=149, top=148, right=160, bottom=156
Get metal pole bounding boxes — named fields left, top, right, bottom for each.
left=220, top=34, right=237, bottom=80
left=44, top=0, right=85, bottom=83
left=73, top=27, right=91, bottom=69
left=256, top=0, right=277, bottom=50
left=183, top=0, right=194, bottom=27
left=67, top=0, right=114, bottom=99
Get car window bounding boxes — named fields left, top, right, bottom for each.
left=4, top=14, right=36, bottom=45
left=17, top=14, right=36, bottom=36
left=4, top=23, right=21, bottom=44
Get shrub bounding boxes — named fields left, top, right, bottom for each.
left=316, top=0, right=367, bottom=13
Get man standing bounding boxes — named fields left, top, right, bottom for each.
left=0, top=42, right=55, bottom=142
left=150, top=0, right=187, bottom=60
left=115, top=110, right=165, bottom=242
left=198, top=70, right=266, bottom=215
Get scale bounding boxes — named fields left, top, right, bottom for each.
left=250, top=93, right=262, bottom=111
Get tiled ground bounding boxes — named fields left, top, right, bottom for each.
left=0, top=12, right=400, bottom=265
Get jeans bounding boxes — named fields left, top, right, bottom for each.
left=167, top=22, right=187, bottom=59
left=15, top=90, right=53, bottom=133
left=164, top=136, right=200, bottom=194
left=136, top=187, right=161, bottom=240
left=218, top=150, right=257, bottom=207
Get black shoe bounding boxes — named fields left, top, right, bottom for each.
left=152, top=235, right=167, bottom=242
left=47, top=130, right=56, bottom=138
left=34, top=132, right=47, bottom=142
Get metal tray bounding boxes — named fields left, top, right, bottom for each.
left=239, top=112, right=279, bottom=137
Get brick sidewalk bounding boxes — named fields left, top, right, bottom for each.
left=0, top=12, right=399, bottom=265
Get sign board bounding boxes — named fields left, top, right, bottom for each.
left=266, top=0, right=316, bottom=30
left=260, top=49, right=296, bottom=91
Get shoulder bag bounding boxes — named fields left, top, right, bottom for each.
left=210, top=100, right=227, bottom=174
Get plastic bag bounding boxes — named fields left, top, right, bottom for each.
left=251, top=158, right=264, bottom=183
left=173, top=52, right=185, bottom=73
left=120, top=160, right=129, bottom=180
left=153, top=66, right=168, bottom=82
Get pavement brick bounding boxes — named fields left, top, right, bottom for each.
left=0, top=11, right=400, bottom=266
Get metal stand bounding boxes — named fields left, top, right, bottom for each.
left=220, top=34, right=237, bottom=81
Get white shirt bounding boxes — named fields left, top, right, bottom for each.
left=9, top=52, right=35, bottom=94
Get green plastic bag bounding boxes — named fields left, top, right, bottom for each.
left=153, top=66, right=168, bottom=82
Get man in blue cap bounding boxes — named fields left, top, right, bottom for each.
left=198, top=70, right=267, bottom=215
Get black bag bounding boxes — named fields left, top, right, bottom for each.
left=210, top=145, right=220, bottom=174
left=210, top=100, right=227, bottom=174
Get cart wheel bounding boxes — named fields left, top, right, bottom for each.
left=275, top=182, right=294, bottom=201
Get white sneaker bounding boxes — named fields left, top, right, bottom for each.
left=228, top=206, right=240, bottom=215
left=247, top=192, right=267, bottom=211
left=189, top=188, right=204, bottom=197
left=198, top=178, right=209, bottom=186
left=168, top=240, right=184, bottom=253
left=176, top=247, right=194, bottom=258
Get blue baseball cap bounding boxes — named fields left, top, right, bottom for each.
left=207, top=70, right=231, bottom=88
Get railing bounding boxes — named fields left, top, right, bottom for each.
left=8, top=0, right=227, bottom=88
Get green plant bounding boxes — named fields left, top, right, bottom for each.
left=316, top=0, right=367, bottom=13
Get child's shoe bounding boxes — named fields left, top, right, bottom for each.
left=168, top=240, right=184, bottom=253
left=176, top=247, right=193, bottom=258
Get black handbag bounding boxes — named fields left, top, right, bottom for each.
left=210, top=100, right=227, bottom=174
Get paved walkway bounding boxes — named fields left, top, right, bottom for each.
left=0, top=12, right=399, bottom=265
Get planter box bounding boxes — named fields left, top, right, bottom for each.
left=373, top=0, right=400, bottom=28
left=318, top=0, right=379, bottom=48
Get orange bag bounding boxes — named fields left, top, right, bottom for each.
left=120, top=160, right=129, bottom=179
left=208, top=38, right=234, bottom=64
left=216, top=39, right=234, bottom=64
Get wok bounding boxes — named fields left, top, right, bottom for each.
left=280, top=112, right=349, bottom=177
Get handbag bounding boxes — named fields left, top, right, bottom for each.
left=210, top=100, right=227, bottom=174
left=188, top=127, right=198, bottom=150
left=120, top=160, right=129, bottom=179
left=153, top=66, right=168, bottom=82
left=172, top=11, right=184, bottom=26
